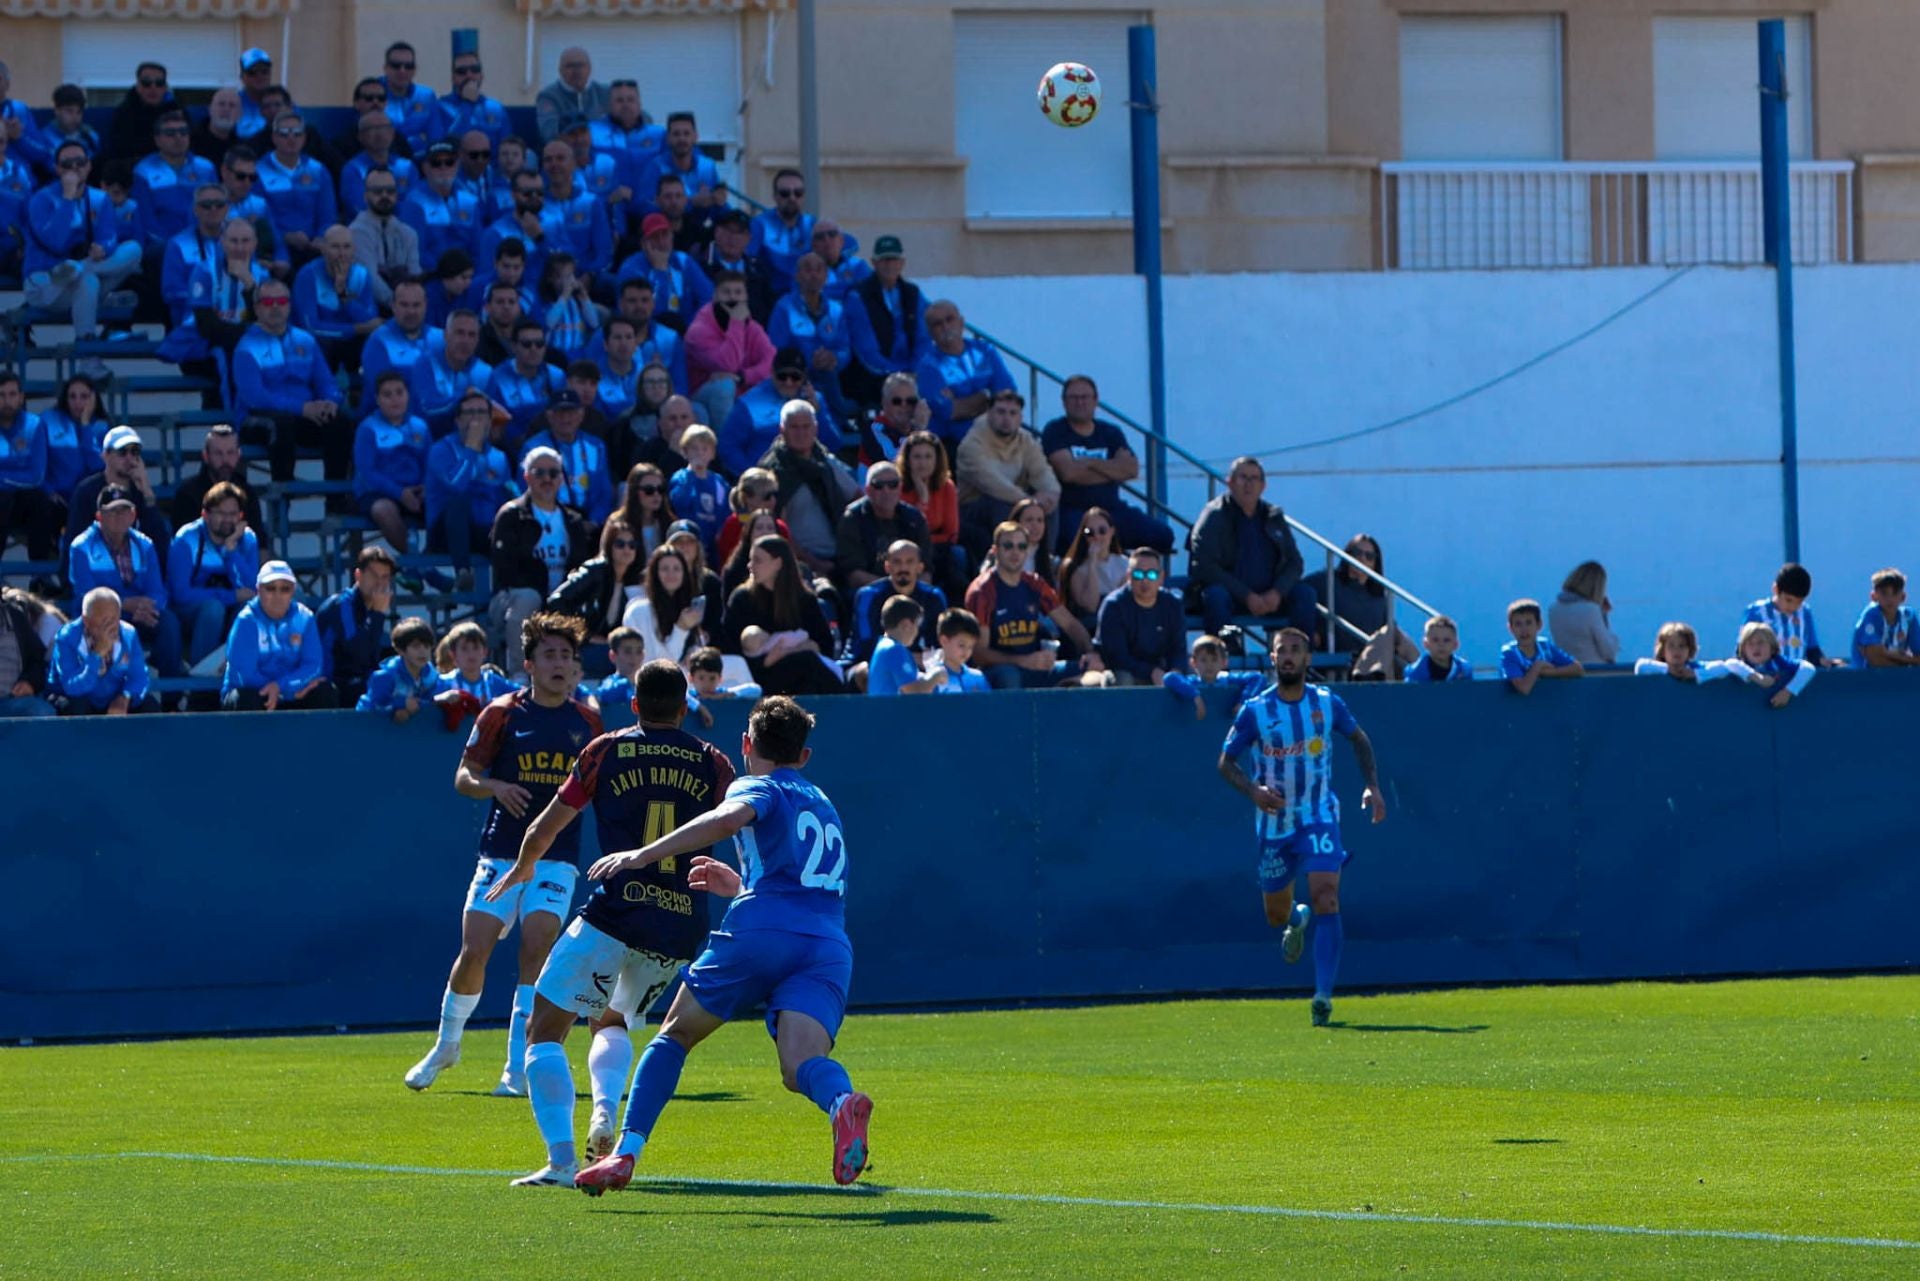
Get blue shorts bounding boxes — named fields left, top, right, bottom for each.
left=680, top=926, right=853, bottom=1043
left=1256, top=821, right=1349, bottom=893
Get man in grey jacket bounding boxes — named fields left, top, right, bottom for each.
left=1185, top=456, right=1320, bottom=639
left=535, top=49, right=609, bottom=143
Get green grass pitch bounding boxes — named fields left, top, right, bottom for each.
left=3, top=975, right=1917, bottom=1279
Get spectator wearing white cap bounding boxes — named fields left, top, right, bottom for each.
left=222, top=559, right=337, bottom=710
left=65, top=424, right=173, bottom=560
left=49, top=587, right=158, bottom=715
left=489, top=446, right=595, bottom=670
left=70, top=484, right=182, bottom=679
left=236, top=49, right=278, bottom=138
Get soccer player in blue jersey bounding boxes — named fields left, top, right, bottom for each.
left=485, top=660, right=736, bottom=1187
left=403, top=613, right=603, bottom=1097
left=1218, top=628, right=1385, bottom=1028
left=573, top=695, right=873, bottom=1193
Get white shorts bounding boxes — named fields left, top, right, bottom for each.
left=464, top=858, right=578, bottom=938
left=534, top=916, right=683, bottom=1021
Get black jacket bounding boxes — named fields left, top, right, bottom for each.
left=103, top=89, right=177, bottom=164
left=834, top=495, right=931, bottom=585
left=66, top=472, right=174, bottom=561
left=545, top=556, right=638, bottom=636
left=1185, top=494, right=1305, bottom=604
left=0, top=591, right=50, bottom=694
left=850, top=274, right=927, bottom=373
left=489, top=495, right=596, bottom=595
left=169, top=466, right=267, bottom=543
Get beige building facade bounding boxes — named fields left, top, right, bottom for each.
left=6, top=0, right=1920, bottom=272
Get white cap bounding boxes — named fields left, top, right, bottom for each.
left=102, top=425, right=142, bottom=454
left=257, top=560, right=296, bottom=587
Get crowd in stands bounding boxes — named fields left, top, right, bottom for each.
left=2, top=48, right=1916, bottom=719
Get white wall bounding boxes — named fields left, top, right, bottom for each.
left=921, top=264, right=1920, bottom=662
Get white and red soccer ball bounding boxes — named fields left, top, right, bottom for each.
left=1037, top=62, right=1100, bottom=129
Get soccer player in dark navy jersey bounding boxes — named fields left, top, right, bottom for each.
left=404, top=613, right=601, bottom=1098
left=483, top=660, right=735, bottom=1187
left=575, top=695, right=874, bottom=1194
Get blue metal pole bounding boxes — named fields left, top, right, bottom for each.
left=1759, top=19, right=1801, bottom=564
left=1128, top=25, right=1168, bottom=511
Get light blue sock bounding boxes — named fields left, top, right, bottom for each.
left=505, top=984, right=534, bottom=1078
left=524, top=1041, right=577, bottom=1169
left=616, top=1035, right=688, bottom=1156
left=794, top=1055, right=853, bottom=1117
left=1312, top=912, right=1343, bottom=1002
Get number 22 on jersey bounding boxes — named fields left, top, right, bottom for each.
left=796, top=811, right=847, bottom=895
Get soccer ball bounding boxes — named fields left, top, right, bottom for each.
left=1038, top=62, right=1100, bottom=129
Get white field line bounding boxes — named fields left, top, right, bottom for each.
left=1, top=1151, right=1913, bottom=1252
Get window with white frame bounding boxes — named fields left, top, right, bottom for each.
left=1399, top=15, right=1563, bottom=161
left=1653, top=16, right=1812, bottom=160
left=535, top=15, right=742, bottom=150
left=953, top=12, right=1135, bottom=220
left=62, top=21, right=240, bottom=92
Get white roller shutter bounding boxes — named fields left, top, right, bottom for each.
left=62, top=21, right=240, bottom=91
left=953, top=12, right=1134, bottom=220
left=537, top=15, right=742, bottom=144
left=1654, top=16, right=1811, bottom=160
left=1399, top=15, right=1562, bottom=161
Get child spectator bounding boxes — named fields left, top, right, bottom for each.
left=867, top=594, right=943, bottom=695
left=1735, top=620, right=1816, bottom=708
left=1165, top=633, right=1268, bottom=718
left=431, top=619, right=515, bottom=727
left=1849, top=568, right=1920, bottom=670
left=538, top=251, right=596, bottom=360
left=358, top=616, right=443, bottom=720
left=668, top=424, right=729, bottom=553
left=927, top=607, right=991, bottom=694
left=353, top=371, right=431, bottom=552
left=687, top=644, right=762, bottom=703
left=1405, top=615, right=1473, bottom=683
left=1741, top=562, right=1832, bottom=667
left=1633, top=621, right=1742, bottom=683
left=1094, top=547, right=1189, bottom=687
left=592, top=625, right=648, bottom=709
left=50, top=587, right=156, bottom=715
left=1499, top=598, right=1582, bottom=695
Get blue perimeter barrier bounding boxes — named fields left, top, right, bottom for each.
left=3, top=674, right=1916, bottom=1041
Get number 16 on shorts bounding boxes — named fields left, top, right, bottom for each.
left=1256, top=822, right=1347, bottom=892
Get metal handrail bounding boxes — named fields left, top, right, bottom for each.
left=963, top=322, right=1442, bottom=661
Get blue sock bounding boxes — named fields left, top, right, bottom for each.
left=794, top=1055, right=853, bottom=1117
left=619, top=1035, right=688, bottom=1146
left=1312, top=912, right=1343, bottom=1002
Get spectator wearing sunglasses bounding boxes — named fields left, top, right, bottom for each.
left=749, top=168, right=816, bottom=298
left=401, top=140, right=482, bottom=274
left=232, top=278, right=347, bottom=483
left=132, top=110, right=216, bottom=250
left=255, top=111, right=335, bottom=262
left=104, top=62, right=177, bottom=164
left=234, top=49, right=278, bottom=138
left=379, top=42, right=439, bottom=153
left=835, top=460, right=931, bottom=592
left=1094, top=547, right=1189, bottom=687
left=340, top=110, right=418, bottom=217
left=452, top=130, right=509, bottom=224
left=24, top=143, right=143, bottom=355
left=489, top=446, right=596, bottom=669
left=223, top=559, right=337, bottom=710
left=438, top=52, right=510, bottom=154
left=964, top=521, right=1104, bottom=691
left=487, top=317, right=567, bottom=455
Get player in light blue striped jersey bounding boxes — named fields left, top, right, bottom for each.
left=1219, top=628, right=1385, bottom=1027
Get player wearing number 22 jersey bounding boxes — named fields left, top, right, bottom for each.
left=1219, top=628, right=1385, bottom=1028
left=574, top=694, right=875, bottom=1195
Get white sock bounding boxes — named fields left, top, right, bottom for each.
left=524, top=1042, right=577, bottom=1169
left=587, top=1025, right=633, bottom=1115
left=505, top=985, right=535, bottom=1077
left=437, top=988, right=480, bottom=1050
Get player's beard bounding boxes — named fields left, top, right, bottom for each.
left=1274, top=666, right=1307, bottom=690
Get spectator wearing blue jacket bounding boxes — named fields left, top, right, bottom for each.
left=769, top=252, right=855, bottom=425
left=615, top=214, right=713, bottom=332
left=749, top=169, right=816, bottom=297
left=357, top=616, right=445, bottom=720
left=561, top=115, right=628, bottom=222
left=522, top=388, right=614, bottom=525
left=635, top=112, right=722, bottom=215
left=475, top=171, right=563, bottom=288
left=438, top=50, right=510, bottom=153
left=592, top=83, right=664, bottom=187
left=401, top=141, right=483, bottom=273
left=379, top=42, right=440, bottom=152
left=255, top=113, right=335, bottom=261
left=0, top=130, right=35, bottom=275
left=166, top=480, right=260, bottom=666
left=293, top=225, right=382, bottom=366
left=158, top=184, right=229, bottom=324
left=539, top=139, right=613, bottom=278
left=338, top=113, right=418, bottom=217
left=426, top=390, right=516, bottom=583
left=51, top=588, right=156, bottom=715
left=586, top=280, right=689, bottom=393
left=486, top=318, right=566, bottom=456
left=155, top=217, right=269, bottom=372
left=131, top=112, right=217, bottom=249
left=410, top=311, right=493, bottom=439
left=0, top=373, right=57, bottom=564
left=716, top=350, right=812, bottom=480
left=69, top=485, right=183, bottom=677
left=99, top=163, right=148, bottom=265
left=16, top=84, right=97, bottom=180
left=222, top=560, right=337, bottom=710
left=916, top=299, right=1016, bottom=446
left=354, top=372, right=433, bottom=551
left=845, top=236, right=930, bottom=405
left=39, top=374, right=111, bottom=514
left=813, top=220, right=872, bottom=304
left=316, top=545, right=397, bottom=704
left=1094, top=549, right=1189, bottom=687
left=359, top=280, right=441, bottom=415
left=24, top=143, right=143, bottom=345
left=1405, top=615, right=1473, bottom=683
left=668, top=424, right=730, bottom=554
left=232, top=278, right=347, bottom=483
left=843, top=542, right=947, bottom=667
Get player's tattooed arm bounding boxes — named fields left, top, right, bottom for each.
left=1347, top=728, right=1387, bottom=823
left=1218, top=752, right=1283, bottom=815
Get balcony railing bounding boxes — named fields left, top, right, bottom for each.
left=1378, top=161, right=1855, bottom=269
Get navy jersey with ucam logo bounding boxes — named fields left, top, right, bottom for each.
left=463, top=690, right=603, bottom=862
left=1221, top=685, right=1359, bottom=841
left=558, top=722, right=736, bottom=958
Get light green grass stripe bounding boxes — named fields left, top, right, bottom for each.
left=6, top=1150, right=1914, bottom=1253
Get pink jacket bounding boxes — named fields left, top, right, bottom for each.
left=684, top=303, right=775, bottom=392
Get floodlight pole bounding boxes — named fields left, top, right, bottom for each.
left=1128, top=24, right=1168, bottom=511
left=798, top=0, right=821, bottom=212
left=1759, top=18, right=1801, bottom=565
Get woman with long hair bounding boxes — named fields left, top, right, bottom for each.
left=898, top=429, right=967, bottom=599
left=618, top=462, right=674, bottom=558
left=665, top=519, right=725, bottom=641
left=1548, top=558, right=1620, bottom=666
left=1334, top=532, right=1417, bottom=679
left=1010, top=496, right=1055, bottom=585
left=715, top=534, right=842, bottom=695
left=721, top=509, right=783, bottom=597
left=621, top=546, right=705, bottom=664
left=1057, top=505, right=1127, bottom=628
left=546, top=514, right=646, bottom=674
left=40, top=375, right=111, bottom=519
